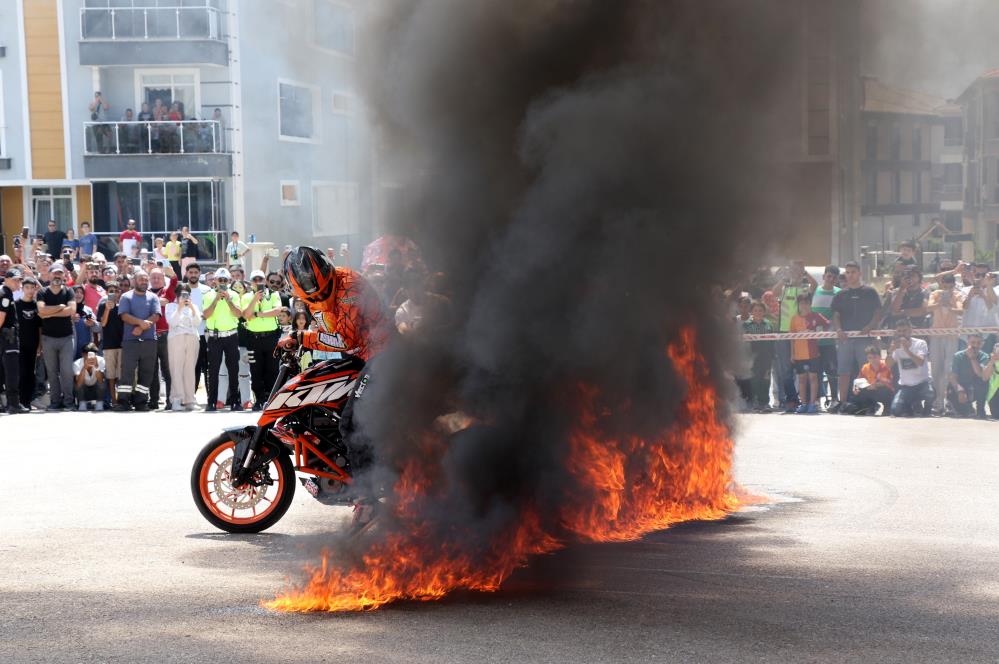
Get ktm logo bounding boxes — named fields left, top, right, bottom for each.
left=266, top=375, right=356, bottom=411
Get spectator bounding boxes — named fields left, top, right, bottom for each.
left=278, top=306, right=293, bottom=331
left=119, top=220, right=142, bottom=259
left=43, top=220, right=67, bottom=258
left=888, top=266, right=929, bottom=328
left=221, top=269, right=253, bottom=409
left=153, top=237, right=168, bottom=264
left=896, top=240, right=917, bottom=268
left=147, top=267, right=177, bottom=409
left=73, top=343, right=106, bottom=411
left=394, top=270, right=454, bottom=338
left=268, top=271, right=291, bottom=307
left=179, top=226, right=200, bottom=273
left=241, top=269, right=281, bottom=410
left=735, top=294, right=752, bottom=322
left=202, top=267, right=242, bottom=412
left=115, top=270, right=160, bottom=411
left=37, top=264, right=76, bottom=410
left=181, top=263, right=211, bottom=393
left=165, top=284, right=201, bottom=411
left=0, top=255, right=12, bottom=278
left=291, top=310, right=315, bottom=370
left=810, top=265, right=841, bottom=408
left=71, top=284, right=97, bottom=359
left=844, top=345, right=894, bottom=416
left=15, top=277, right=42, bottom=410
left=137, top=101, right=153, bottom=122
left=81, top=262, right=107, bottom=312
left=0, top=269, right=25, bottom=413
left=98, top=282, right=124, bottom=403
left=887, top=319, right=934, bottom=417
left=742, top=301, right=775, bottom=412
left=113, top=252, right=132, bottom=277
left=927, top=274, right=964, bottom=415
left=982, top=346, right=999, bottom=419
left=78, top=222, right=98, bottom=260
left=225, top=231, right=249, bottom=269
left=961, top=264, right=998, bottom=352
left=64, top=229, right=80, bottom=261
left=831, top=261, right=882, bottom=412
left=88, top=91, right=110, bottom=120
left=948, top=333, right=989, bottom=418
left=789, top=293, right=829, bottom=414
left=165, top=231, right=182, bottom=276
left=845, top=346, right=895, bottom=416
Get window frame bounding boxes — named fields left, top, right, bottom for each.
left=28, top=186, right=77, bottom=233
left=133, top=67, right=202, bottom=118
left=311, top=0, right=356, bottom=58
left=311, top=180, right=359, bottom=237
left=277, top=78, right=322, bottom=144
left=280, top=180, right=301, bottom=207
left=0, top=70, right=6, bottom=158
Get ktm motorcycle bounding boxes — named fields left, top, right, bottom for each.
left=190, top=348, right=363, bottom=533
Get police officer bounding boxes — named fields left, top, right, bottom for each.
left=0, top=269, right=27, bottom=414
left=202, top=267, right=242, bottom=412
left=241, top=269, right=282, bottom=410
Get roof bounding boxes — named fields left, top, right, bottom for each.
left=957, top=69, right=999, bottom=102
left=862, top=78, right=953, bottom=117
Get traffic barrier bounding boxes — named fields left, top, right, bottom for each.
left=741, top=327, right=999, bottom=341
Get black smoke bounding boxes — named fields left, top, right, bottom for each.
left=294, top=0, right=802, bottom=597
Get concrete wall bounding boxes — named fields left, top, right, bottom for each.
left=0, top=0, right=29, bottom=180
left=236, top=0, right=375, bottom=252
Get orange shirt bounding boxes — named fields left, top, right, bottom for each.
left=859, top=362, right=893, bottom=391
left=300, top=267, right=393, bottom=362
left=790, top=312, right=829, bottom=360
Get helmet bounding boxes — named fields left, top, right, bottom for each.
left=284, top=246, right=336, bottom=304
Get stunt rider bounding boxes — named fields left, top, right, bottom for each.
left=278, top=246, right=393, bottom=479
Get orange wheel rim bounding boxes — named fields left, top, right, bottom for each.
left=198, top=440, right=286, bottom=525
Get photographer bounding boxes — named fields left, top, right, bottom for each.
left=844, top=346, right=894, bottom=416
left=948, top=333, right=990, bottom=418
left=241, top=270, right=281, bottom=410
left=0, top=269, right=27, bottom=414
left=961, top=264, right=998, bottom=352
left=201, top=267, right=242, bottom=412
left=886, top=318, right=934, bottom=417
left=73, top=343, right=106, bottom=411
left=98, top=282, right=124, bottom=403
left=71, top=284, right=97, bottom=359
left=166, top=284, right=201, bottom=411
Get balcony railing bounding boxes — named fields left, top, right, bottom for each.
left=84, top=120, right=224, bottom=156
left=80, top=6, right=223, bottom=41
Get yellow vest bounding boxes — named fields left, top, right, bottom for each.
left=241, top=290, right=281, bottom=332
left=202, top=290, right=241, bottom=331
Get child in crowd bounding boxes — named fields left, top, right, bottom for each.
left=789, top=293, right=829, bottom=413
left=845, top=346, right=894, bottom=415
left=63, top=229, right=80, bottom=261
left=743, top=301, right=775, bottom=412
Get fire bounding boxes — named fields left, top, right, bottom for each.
left=265, top=327, right=737, bottom=612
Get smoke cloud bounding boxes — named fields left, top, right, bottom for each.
left=275, top=0, right=804, bottom=607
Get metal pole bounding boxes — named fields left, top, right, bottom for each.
left=176, top=8, right=181, bottom=39
left=179, top=122, right=184, bottom=153
left=212, top=122, right=217, bottom=153
left=110, top=8, right=115, bottom=39
left=147, top=122, right=152, bottom=154
left=114, top=123, right=120, bottom=154
left=144, top=8, right=148, bottom=39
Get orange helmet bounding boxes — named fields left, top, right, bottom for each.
left=284, top=246, right=336, bottom=304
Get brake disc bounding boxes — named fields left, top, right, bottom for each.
left=213, top=458, right=267, bottom=510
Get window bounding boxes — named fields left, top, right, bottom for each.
left=313, top=1, right=355, bottom=55
left=944, top=163, right=962, bottom=187
left=31, top=188, right=74, bottom=232
left=312, top=182, right=358, bottom=236
left=944, top=211, right=962, bottom=232
left=890, top=123, right=901, bottom=160
left=135, top=69, right=200, bottom=117
left=864, top=171, right=877, bottom=206
left=278, top=80, right=320, bottom=142
left=944, top=118, right=963, bottom=146
left=913, top=171, right=922, bottom=203
left=912, top=127, right=922, bottom=161
left=865, top=123, right=878, bottom=160
left=280, top=180, right=300, bottom=206
left=891, top=171, right=901, bottom=204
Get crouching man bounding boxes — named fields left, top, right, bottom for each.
left=887, top=318, right=934, bottom=417
left=73, top=342, right=106, bottom=411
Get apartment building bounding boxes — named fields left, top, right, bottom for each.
left=959, top=69, right=999, bottom=255
left=856, top=77, right=965, bottom=255
left=0, top=0, right=375, bottom=261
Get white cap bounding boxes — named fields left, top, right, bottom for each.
left=250, top=270, right=266, bottom=280
left=214, top=267, right=232, bottom=280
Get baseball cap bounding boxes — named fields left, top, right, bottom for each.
left=4, top=269, right=23, bottom=280
left=214, top=268, right=232, bottom=280
left=49, top=264, right=66, bottom=274
left=250, top=270, right=266, bottom=280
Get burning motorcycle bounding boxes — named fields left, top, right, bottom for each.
left=190, top=347, right=363, bottom=533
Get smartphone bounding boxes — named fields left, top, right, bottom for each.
left=130, top=258, right=141, bottom=266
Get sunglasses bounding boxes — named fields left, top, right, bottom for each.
left=216, top=278, right=230, bottom=283
left=252, top=277, right=265, bottom=282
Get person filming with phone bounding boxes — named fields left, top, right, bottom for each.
left=886, top=318, right=934, bottom=417
left=241, top=270, right=282, bottom=410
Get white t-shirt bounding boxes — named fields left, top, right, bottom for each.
left=186, top=282, right=212, bottom=335
left=165, top=300, right=202, bottom=336
left=892, top=337, right=930, bottom=386
left=73, top=356, right=106, bottom=386
left=959, top=286, right=999, bottom=328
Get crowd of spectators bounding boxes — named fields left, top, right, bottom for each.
left=0, top=225, right=452, bottom=415
left=732, top=241, right=999, bottom=418
left=87, top=91, right=225, bottom=154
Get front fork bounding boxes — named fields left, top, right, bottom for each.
left=230, top=425, right=271, bottom=486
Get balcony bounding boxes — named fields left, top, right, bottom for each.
left=78, top=6, right=228, bottom=66
left=82, top=120, right=231, bottom=179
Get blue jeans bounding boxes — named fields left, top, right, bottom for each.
left=774, top=340, right=798, bottom=404
left=891, top=380, right=935, bottom=417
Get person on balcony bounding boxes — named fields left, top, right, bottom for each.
left=88, top=91, right=112, bottom=154
left=137, top=102, right=154, bottom=153
left=119, top=108, right=141, bottom=154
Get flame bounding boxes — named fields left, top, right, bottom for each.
left=265, top=327, right=736, bottom=612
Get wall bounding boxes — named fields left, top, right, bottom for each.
left=237, top=0, right=375, bottom=250
left=0, top=1, right=29, bottom=179
left=1, top=186, right=24, bottom=253
left=23, top=0, right=65, bottom=179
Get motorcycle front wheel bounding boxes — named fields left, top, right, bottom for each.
left=190, top=433, right=296, bottom=533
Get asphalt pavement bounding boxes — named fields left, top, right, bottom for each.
left=2, top=411, right=998, bottom=663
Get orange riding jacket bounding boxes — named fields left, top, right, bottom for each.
left=299, top=267, right=393, bottom=362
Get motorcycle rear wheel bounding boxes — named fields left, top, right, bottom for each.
left=191, top=433, right=296, bottom=533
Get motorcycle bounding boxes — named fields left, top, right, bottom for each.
left=190, top=347, right=363, bottom=533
